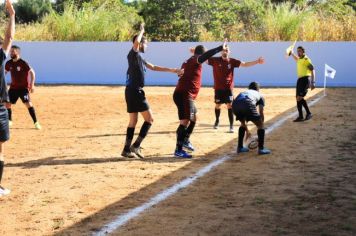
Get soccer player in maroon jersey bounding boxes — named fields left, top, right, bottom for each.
left=208, top=46, right=264, bottom=133
left=0, top=0, right=15, bottom=197
left=173, top=40, right=227, bottom=158
left=5, top=45, right=41, bottom=130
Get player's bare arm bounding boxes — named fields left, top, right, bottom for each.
left=240, top=57, right=265, bottom=67
left=145, top=62, right=184, bottom=76
left=197, top=39, right=227, bottom=64
left=259, top=106, right=265, bottom=123
left=309, top=64, right=316, bottom=90
left=2, top=0, right=15, bottom=54
left=133, top=23, right=144, bottom=52
left=29, top=68, right=36, bottom=93
left=291, top=51, right=299, bottom=61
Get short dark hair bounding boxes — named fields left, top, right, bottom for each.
left=248, top=82, right=260, bottom=91
left=11, top=45, right=20, bottom=50
left=194, top=45, right=206, bottom=55
left=132, top=34, right=146, bottom=43
left=297, top=46, right=305, bottom=53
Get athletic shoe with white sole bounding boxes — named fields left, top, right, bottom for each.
left=258, top=148, right=271, bottom=155
left=121, top=150, right=137, bottom=158
left=130, top=146, right=144, bottom=159
left=237, top=147, right=249, bottom=153
left=0, top=186, right=10, bottom=197
left=34, top=122, right=42, bottom=130
left=228, top=126, right=234, bottom=133
left=8, top=120, right=12, bottom=128
left=174, top=149, right=192, bottom=158
left=183, top=140, right=195, bottom=152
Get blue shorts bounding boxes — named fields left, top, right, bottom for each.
left=0, top=104, right=9, bottom=142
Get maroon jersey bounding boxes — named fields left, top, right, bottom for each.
left=208, top=57, right=241, bottom=90
left=175, top=56, right=203, bottom=99
left=5, top=59, right=31, bottom=89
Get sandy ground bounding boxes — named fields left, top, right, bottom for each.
left=0, top=86, right=355, bottom=236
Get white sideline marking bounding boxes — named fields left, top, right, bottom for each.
left=94, top=95, right=325, bottom=236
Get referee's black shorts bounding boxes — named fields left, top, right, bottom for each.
left=296, top=76, right=310, bottom=97
left=125, top=87, right=150, bottom=113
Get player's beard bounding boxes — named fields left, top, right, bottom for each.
left=10, top=54, right=17, bottom=59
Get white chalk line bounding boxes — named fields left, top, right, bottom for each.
left=94, top=94, right=325, bottom=236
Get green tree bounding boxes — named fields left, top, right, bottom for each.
left=15, top=0, right=52, bottom=23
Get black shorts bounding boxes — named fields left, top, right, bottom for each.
left=125, top=87, right=150, bottom=113
left=232, top=98, right=261, bottom=122
left=214, top=89, right=233, bottom=104
left=9, top=88, right=31, bottom=104
left=296, top=76, right=310, bottom=97
left=173, top=91, right=197, bottom=120
left=0, top=104, right=9, bottom=142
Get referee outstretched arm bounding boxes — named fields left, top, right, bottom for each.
left=2, top=0, right=15, bottom=54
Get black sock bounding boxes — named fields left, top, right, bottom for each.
left=184, top=121, right=196, bottom=142
left=228, top=108, right=234, bottom=127
left=176, top=125, right=187, bottom=151
left=257, top=129, right=265, bottom=150
left=297, top=101, right=303, bottom=118
left=124, top=127, right=135, bottom=151
left=238, top=126, right=246, bottom=148
left=133, top=122, right=152, bottom=148
left=7, top=109, right=12, bottom=121
left=301, top=99, right=311, bottom=114
left=215, top=108, right=221, bottom=124
left=28, top=107, right=38, bottom=123
left=0, top=161, right=4, bottom=184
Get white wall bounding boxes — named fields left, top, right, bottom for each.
left=10, top=42, right=356, bottom=87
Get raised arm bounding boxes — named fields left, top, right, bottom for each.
left=197, top=39, right=227, bottom=64
left=133, top=23, right=145, bottom=52
left=290, top=51, right=299, bottom=61
left=29, top=68, right=36, bottom=93
left=2, top=0, right=15, bottom=54
left=240, top=57, right=265, bottom=67
left=145, top=62, right=184, bottom=76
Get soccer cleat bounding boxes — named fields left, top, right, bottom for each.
left=183, top=140, right=195, bottom=152
left=258, top=148, right=271, bottom=155
left=8, top=120, right=12, bottom=128
left=34, top=122, right=42, bottom=130
left=174, top=149, right=192, bottom=158
left=237, top=147, right=249, bottom=153
left=130, top=145, right=144, bottom=159
left=228, top=126, right=234, bottom=133
left=305, top=113, right=313, bottom=121
left=213, top=121, right=219, bottom=129
left=121, top=150, right=137, bottom=158
left=293, top=117, right=304, bottom=122
left=0, top=186, right=10, bottom=197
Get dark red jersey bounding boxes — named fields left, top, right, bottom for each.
left=175, top=56, right=202, bottom=99
left=5, top=59, right=31, bottom=89
left=208, top=57, right=241, bottom=90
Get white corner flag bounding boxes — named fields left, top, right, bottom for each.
left=324, top=64, right=336, bottom=96
left=325, top=64, right=336, bottom=79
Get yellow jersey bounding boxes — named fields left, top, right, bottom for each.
left=297, top=55, right=312, bottom=78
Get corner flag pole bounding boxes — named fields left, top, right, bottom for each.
left=324, top=73, right=327, bottom=96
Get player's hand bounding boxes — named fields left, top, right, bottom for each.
left=5, top=0, right=15, bottom=16
left=257, top=57, right=265, bottom=64
left=222, top=38, right=228, bottom=50
left=310, top=83, right=315, bottom=90
left=189, top=47, right=195, bottom=54
left=175, top=68, right=184, bottom=77
left=139, top=22, right=145, bottom=32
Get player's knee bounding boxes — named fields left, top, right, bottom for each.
left=5, top=103, right=11, bottom=109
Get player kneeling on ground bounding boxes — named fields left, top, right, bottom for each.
left=232, top=82, right=271, bottom=155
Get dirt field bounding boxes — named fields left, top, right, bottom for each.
left=0, top=86, right=355, bottom=236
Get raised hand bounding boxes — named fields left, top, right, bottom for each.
left=5, top=0, right=15, bottom=16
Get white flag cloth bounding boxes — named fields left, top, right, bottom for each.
left=325, top=64, right=336, bottom=79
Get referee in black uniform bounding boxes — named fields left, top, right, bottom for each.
left=122, top=23, right=183, bottom=158
left=0, top=0, right=15, bottom=197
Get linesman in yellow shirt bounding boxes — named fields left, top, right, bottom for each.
left=290, top=46, right=315, bottom=122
